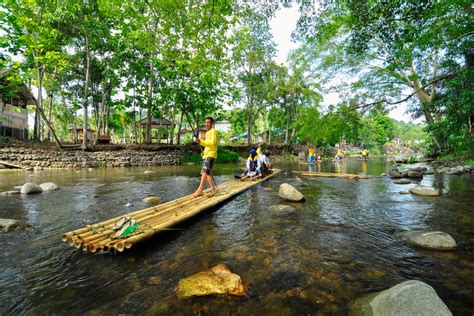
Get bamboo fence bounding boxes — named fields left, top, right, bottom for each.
left=62, top=169, right=280, bottom=254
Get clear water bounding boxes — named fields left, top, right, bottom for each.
left=0, top=158, right=473, bottom=314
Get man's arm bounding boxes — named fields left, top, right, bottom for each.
left=199, top=129, right=217, bottom=148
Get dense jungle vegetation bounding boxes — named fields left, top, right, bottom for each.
left=1, top=0, right=472, bottom=158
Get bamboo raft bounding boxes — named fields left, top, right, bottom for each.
left=293, top=171, right=364, bottom=179
left=62, top=169, right=280, bottom=254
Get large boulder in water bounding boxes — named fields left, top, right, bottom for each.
left=397, top=231, right=456, bottom=250
left=409, top=185, right=439, bottom=196
left=407, top=170, right=423, bottom=178
left=40, top=182, right=59, bottom=191
left=0, top=218, right=26, bottom=233
left=388, top=165, right=402, bottom=178
left=350, top=280, right=452, bottom=316
left=20, top=182, right=43, bottom=194
left=176, top=264, right=246, bottom=298
left=279, top=183, right=305, bottom=202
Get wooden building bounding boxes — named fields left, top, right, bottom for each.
left=68, top=126, right=96, bottom=144
left=0, top=83, right=34, bottom=140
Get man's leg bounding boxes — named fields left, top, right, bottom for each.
left=193, top=171, right=207, bottom=197
left=206, top=174, right=215, bottom=191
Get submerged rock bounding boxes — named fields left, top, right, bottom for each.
left=1, top=190, right=20, bottom=196
left=409, top=185, right=439, bottom=196
left=0, top=218, right=26, bottom=233
left=269, top=204, right=296, bottom=214
left=399, top=190, right=410, bottom=194
left=397, top=231, right=456, bottom=250
left=407, top=170, right=423, bottom=178
left=40, top=182, right=59, bottom=191
left=176, top=264, right=246, bottom=298
left=279, top=183, right=305, bottom=202
left=20, top=182, right=43, bottom=194
left=143, top=196, right=160, bottom=204
left=350, top=280, right=452, bottom=316
left=394, top=179, right=412, bottom=184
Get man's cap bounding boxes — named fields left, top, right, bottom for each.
left=250, top=149, right=257, bottom=156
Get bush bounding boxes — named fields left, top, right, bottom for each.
left=181, top=148, right=240, bottom=164
left=0, top=137, right=10, bottom=144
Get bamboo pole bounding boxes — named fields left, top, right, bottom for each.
left=299, top=172, right=360, bottom=179
left=115, top=173, right=279, bottom=252
left=63, top=170, right=280, bottom=253
left=79, top=189, right=229, bottom=252
left=95, top=193, right=220, bottom=251
left=61, top=185, right=228, bottom=242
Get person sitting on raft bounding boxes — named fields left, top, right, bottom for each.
left=334, top=149, right=343, bottom=160
left=236, top=148, right=261, bottom=178
left=259, top=150, right=272, bottom=176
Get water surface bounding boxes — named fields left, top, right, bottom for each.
left=1, top=158, right=473, bottom=314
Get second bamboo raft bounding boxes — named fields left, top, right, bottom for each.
left=62, top=169, right=280, bottom=254
left=294, top=171, right=369, bottom=179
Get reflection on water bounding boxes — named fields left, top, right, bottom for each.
left=0, top=158, right=473, bottom=314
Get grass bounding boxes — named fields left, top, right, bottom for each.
left=181, top=148, right=240, bottom=164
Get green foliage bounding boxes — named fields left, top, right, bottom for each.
left=0, top=136, right=10, bottom=144
left=294, top=0, right=473, bottom=156
left=182, top=148, right=240, bottom=164
left=360, top=111, right=394, bottom=145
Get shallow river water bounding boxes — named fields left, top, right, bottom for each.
left=1, top=158, right=473, bottom=315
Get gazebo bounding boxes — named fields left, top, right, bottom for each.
left=139, top=117, right=174, bottom=143
left=68, top=126, right=96, bottom=144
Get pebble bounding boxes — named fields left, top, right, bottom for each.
left=143, top=197, right=160, bottom=204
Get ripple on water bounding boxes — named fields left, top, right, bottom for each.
left=0, top=161, right=473, bottom=314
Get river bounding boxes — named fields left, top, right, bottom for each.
left=0, top=158, right=473, bottom=314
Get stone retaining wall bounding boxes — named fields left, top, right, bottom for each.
left=0, top=147, right=181, bottom=168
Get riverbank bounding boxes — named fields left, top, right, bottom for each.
left=0, top=144, right=296, bottom=169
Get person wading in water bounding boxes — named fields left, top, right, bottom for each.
left=193, top=117, right=218, bottom=197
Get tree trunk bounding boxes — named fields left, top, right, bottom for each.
left=158, top=106, right=163, bottom=144
left=247, top=92, right=253, bottom=145
left=177, top=110, right=184, bottom=145
left=35, top=68, right=43, bottom=141
left=34, top=66, right=62, bottom=149
left=82, top=36, right=91, bottom=150
left=170, top=102, right=177, bottom=145
left=47, top=91, right=53, bottom=141
left=133, top=86, right=137, bottom=144
left=146, top=61, right=154, bottom=144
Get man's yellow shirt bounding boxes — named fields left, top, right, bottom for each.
left=200, top=128, right=218, bottom=159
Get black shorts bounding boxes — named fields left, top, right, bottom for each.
left=201, top=157, right=215, bottom=174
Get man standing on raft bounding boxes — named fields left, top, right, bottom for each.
left=193, top=117, right=218, bottom=197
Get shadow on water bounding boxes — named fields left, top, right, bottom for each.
left=0, top=158, right=473, bottom=314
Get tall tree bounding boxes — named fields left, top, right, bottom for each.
left=232, top=11, right=276, bottom=144
left=295, top=0, right=473, bottom=153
